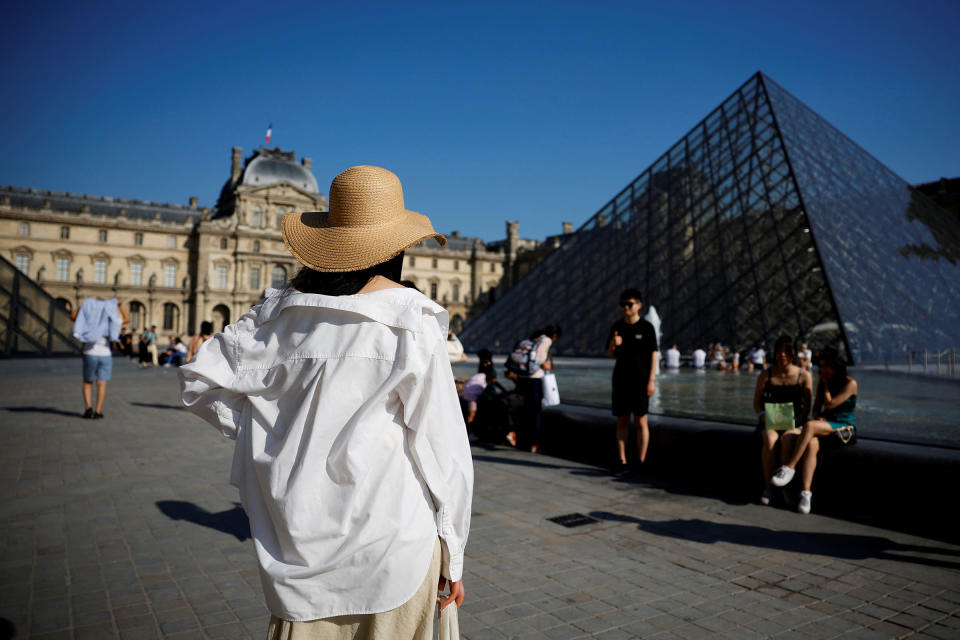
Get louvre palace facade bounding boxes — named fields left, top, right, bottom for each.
left=1, top=147, right=563, bottom=338
left=461, top=72, right=960, bottom=364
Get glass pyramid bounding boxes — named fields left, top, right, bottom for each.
left=460, top=72, right=960, bottom=364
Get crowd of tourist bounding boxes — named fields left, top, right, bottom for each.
left=650, top=336, right=855, bottom=512
left=661, top=339, right=814, bottom=373
left=456, top=310, right=857, bottom=517
left=65, top=166, right=864, bottom=634
left=116, top=321, right=215, bottom=368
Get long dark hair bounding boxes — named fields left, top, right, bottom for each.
left=290, top=252, right=404, bottom=296
left=818, top=347, right=849, bottom=395
left=530, top=324, right=562, bottom=340
left=773, top=335, right=796, bottom=361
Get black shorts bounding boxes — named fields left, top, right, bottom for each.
left=612, top=376, right=649, bottom=417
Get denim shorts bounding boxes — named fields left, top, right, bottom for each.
left=82, top=355, right=113, bottom=381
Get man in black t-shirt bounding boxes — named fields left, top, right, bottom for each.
left=606, top=288, right=659, bottom=476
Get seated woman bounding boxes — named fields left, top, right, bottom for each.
left=772, top=347, right=857, bottom=514
left=461, top=349, right=502, bottom=428
left=754, top=335, right=813, bottom=506
left=163, top=337, right=188, bottom=367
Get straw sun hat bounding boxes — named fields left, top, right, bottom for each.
left=281, top=165, right=446, bottom=272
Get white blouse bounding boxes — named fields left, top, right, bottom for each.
left=179, top=286, right=473, bottom=621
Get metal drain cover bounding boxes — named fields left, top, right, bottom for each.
left=548, top=513, right=599, bottom=528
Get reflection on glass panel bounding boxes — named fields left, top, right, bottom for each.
left=764, top=74, right=960, bottom=362
left=461, top=72, right=957, bottom=366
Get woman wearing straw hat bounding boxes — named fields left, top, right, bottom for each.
left=180, top=166, right=473, bottom=639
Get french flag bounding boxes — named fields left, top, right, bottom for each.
left=265, top=123, right=272, bottom=143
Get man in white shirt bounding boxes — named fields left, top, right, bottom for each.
left=710, top=341, right=727, bottom=370
left=71, top=298, right=129, bottom=419
left=692, top=346, right=707, bottom=369
left=748, top=344, right=767, bottom=373
left=447, top=331, right=467, bottom=363
left=665, top=344, right=681, bottom=369
left=798, top=342, right=813, bottom=371
left=180, top=166, right=473, bottom=637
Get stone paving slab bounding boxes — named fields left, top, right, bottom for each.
left=1, top=357, right=959, bottom=639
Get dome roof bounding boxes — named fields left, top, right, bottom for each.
left=241, top=148, right=319, bottom=193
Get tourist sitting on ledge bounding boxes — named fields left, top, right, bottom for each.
left=692, top=346, right=706, bottom=369
left=664, top=344, right=681, bottom=370
left=772, top=347, right=858, bottom=514
left=460, top=348, right=505, bottom=437
left=754, top=336, right=812, bottom=507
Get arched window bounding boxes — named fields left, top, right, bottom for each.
left=130, top=262, right=143, bottom=286
left=164, top=264, right=176, bottom=287
left=212, top=304, right=230, bottom=330
left=271, top=266, right=287, bottom=288
left=162, top=302, right=180, bottom=332
left=216, top=265, right=229, bottom=289
left=129, top=301, right=145, bottom=330
left=56, top=257, right=70, bottom=281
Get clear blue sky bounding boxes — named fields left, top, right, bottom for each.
left=2, top=0, right=958, bottom=242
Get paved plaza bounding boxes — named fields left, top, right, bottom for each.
left=1, top=358, right=959, bottom=639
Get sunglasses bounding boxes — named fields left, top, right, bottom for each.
left=619, top=301, right=638, bottom=308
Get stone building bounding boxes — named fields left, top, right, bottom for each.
left=0, top=188, right=199, bottom=335
left=1, top=146, right=571, bottom=337
left=0, top=146, right=325, bottom=336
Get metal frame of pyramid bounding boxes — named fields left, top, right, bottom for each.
left=460, top=72, right=960, bottom=364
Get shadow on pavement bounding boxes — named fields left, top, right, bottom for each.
left=156, top=501, right=250, bottom=541
left=589, top=511, right=960, bottom=570
left=4, top=406, right=81, bottom=417
left=131, top=402, right=184, bottom=410
left=472, top=453, right=602, bottom=472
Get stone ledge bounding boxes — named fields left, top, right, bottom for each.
left=539, top=403, right=960, bottom=545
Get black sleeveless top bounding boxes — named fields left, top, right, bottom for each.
left=762, top=368, right=805, bottom=426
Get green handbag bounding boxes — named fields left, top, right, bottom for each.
left=764, top=402, right=795, bottom=430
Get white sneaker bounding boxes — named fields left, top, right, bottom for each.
left=760, top=487, right=773, bottom=505
left=771, top=466, right=795, bottom=487
left=798, top=490, right=812, bottom=514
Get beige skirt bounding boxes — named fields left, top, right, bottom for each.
left=267, top=538, right=441, bottom=640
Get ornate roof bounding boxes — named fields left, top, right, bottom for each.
left=0, top=185, right=202, bottom=224
left=240, top=147, right=318, bottom=194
